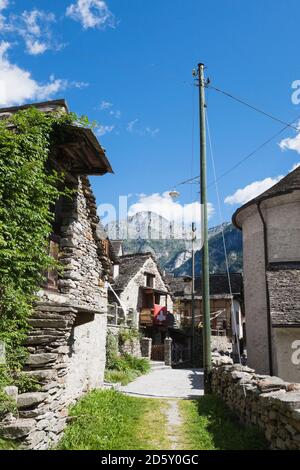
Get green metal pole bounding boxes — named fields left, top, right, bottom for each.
left=198, top=63, right=212, bottom=393
left=191, top=222, right=196, bottom=366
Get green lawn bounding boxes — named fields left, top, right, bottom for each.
left=58, top=389, right=170, bottom=450
left=179, top=395, right=267, bottom=450
left=0, top=438, right=19, bottom=450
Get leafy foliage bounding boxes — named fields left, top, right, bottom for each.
left=0, top=389, right=17, bottom=420
left=0, top=107, right=86, bottom=381
left=105, top=347, right=150, bottom=386
left=105, top=331, right=119, bottom=370
left=118, top=327, right=141, bottom=345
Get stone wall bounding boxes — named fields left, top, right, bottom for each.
left=0, top=176, right=109, bottom=449
left=108, top=326, right=141, bottom=358
left=211, top=353, right=300, bottom=450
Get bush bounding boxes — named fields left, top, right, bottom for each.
left=0, top=365, right=40, bottom=394
left=118, top=328, right=140, bottom=345
left=105, top=353, right=150, bottom=385
left=105, top=369, right=139, bottom=386
left=106, top=332, right=119, bottom=370
left=12, top=372, right=40, bottom=393
left=0, top=390, right=17, bottom=420
left=122, top=354, right=151, bottom=374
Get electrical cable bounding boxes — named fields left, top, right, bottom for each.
left=206, top=110, right=246, bottom=396
left=207, top=84, right=300, bottom=132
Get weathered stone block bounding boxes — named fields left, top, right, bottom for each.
left=258, top=376, right=287, bottom=392
left=28, top=319, right=68, bottom=329
left=278, top=392, right=300, bottom=410
left=3, top=386, right=18, bottom=401
left=0, top=419, right=35, bottom=439
left=25, top=353, right=57, bottom=367
left=17, top=392, right=46, bottom=410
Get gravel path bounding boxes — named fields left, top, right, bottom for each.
left=165, top=400, right=183, bottom=450
left=120, top=367, right=204, bottom=399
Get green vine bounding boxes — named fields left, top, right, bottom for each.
left=0, top=107, right=90, bottom=380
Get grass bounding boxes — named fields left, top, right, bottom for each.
left=0, top=438, right=19, bottom=450
left=105, top=369, right=140, bottom=386
left=179, top=395, right=267, bottom=450
left=105, top=354, right=151, bottom=386
left=58, top=389, right=170, bottom=450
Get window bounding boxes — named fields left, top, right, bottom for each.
left=145, top=273, right=155, bottom=288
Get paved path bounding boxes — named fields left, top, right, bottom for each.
left=120, top=367, right=204, bottom=399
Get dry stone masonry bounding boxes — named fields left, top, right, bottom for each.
left=0, top=176, right=111, bottom=449
left=211, top=352, right=300, bottom=450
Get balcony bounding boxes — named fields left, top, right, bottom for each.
left=107, top=303, right=137, bottom=328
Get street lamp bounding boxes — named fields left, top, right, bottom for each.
left=169, top=189, right=180, bottom=200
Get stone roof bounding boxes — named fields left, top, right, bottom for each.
left=168, top=273, right=243, bottom=298
left=113, top=252, right=167, bottom=292
left=0, top=99, right=113, bottom=177
left=233, top=165, right=300, bottom=228
left=267, top=263, right=300, bottom=326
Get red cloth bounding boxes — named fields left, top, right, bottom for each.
left=153, top=304, right=167, bottom=325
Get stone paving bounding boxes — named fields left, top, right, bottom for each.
left=120, top=365, right=204, bottom=399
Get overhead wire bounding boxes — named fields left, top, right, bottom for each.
left=206, top=84, right=300, bottom=132
left=173, top=112, right=300, bottom=191
left=206, top=109, right=246, bottom=396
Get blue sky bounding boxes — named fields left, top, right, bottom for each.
left=1, top=0, right=300, bottom=229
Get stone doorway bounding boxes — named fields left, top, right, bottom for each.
left=151, top=344, right=165, bottom=361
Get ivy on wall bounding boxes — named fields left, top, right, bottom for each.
left=0, top=107, right=90, bottom=376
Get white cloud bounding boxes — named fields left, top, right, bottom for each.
left=26, top=39, right=48, bottom=55
left=18, top=9, right=58, bottom=55
left=127, top=119, right=159, bottom=137
left=290, top=162, right=300, bottom=171
left=96, top=124, right=115, bottom=136
left=224, top=176, right=283, bottom=206
left=128, top=191, right=214, bottom=226
left=0, top=0, right=8, bottom=27
left=279, top=131, right=300, bottom=154
left=1, top=8, right=61, bottom=55
left=0, top=41, right=67, bottom=106
left=100, top=100, right=113, bottom=110
left=0, top=0, right=8, bottom=10
left=109, top=109, right=121, bottom=119
left=127, top=119, right=138, bottom=133
left=145, top=126, right=159, bottom=137
left=66, top=0, right=115, bottom=29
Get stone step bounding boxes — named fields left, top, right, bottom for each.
left=150, top=361, right=171, bottom=370
left=103, top=381, right=122, bottom=391
left=0, top=419, right=35, bottom=439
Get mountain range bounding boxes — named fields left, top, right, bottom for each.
left=106, top=212, right=243, bottom=275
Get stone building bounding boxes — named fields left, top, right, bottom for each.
left=168, top=273, right=245, bottom=354
left=0, top=99, right=113, bottom=449
left=109, top=252, right=173, bottom=359
left=233, top=165, right=300, bottom=382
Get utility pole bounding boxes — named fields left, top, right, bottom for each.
left=195, top=63, right=211, bottom=393
left=191, top=222, right=196, bottom=366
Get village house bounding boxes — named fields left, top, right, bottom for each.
left=0, top=99, right=113, bottom=449
left=108, top=252, right=174, bottom=361
left=168, top=273, right=245, bottom=357
left=233, top=165, right=300, bottom=382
